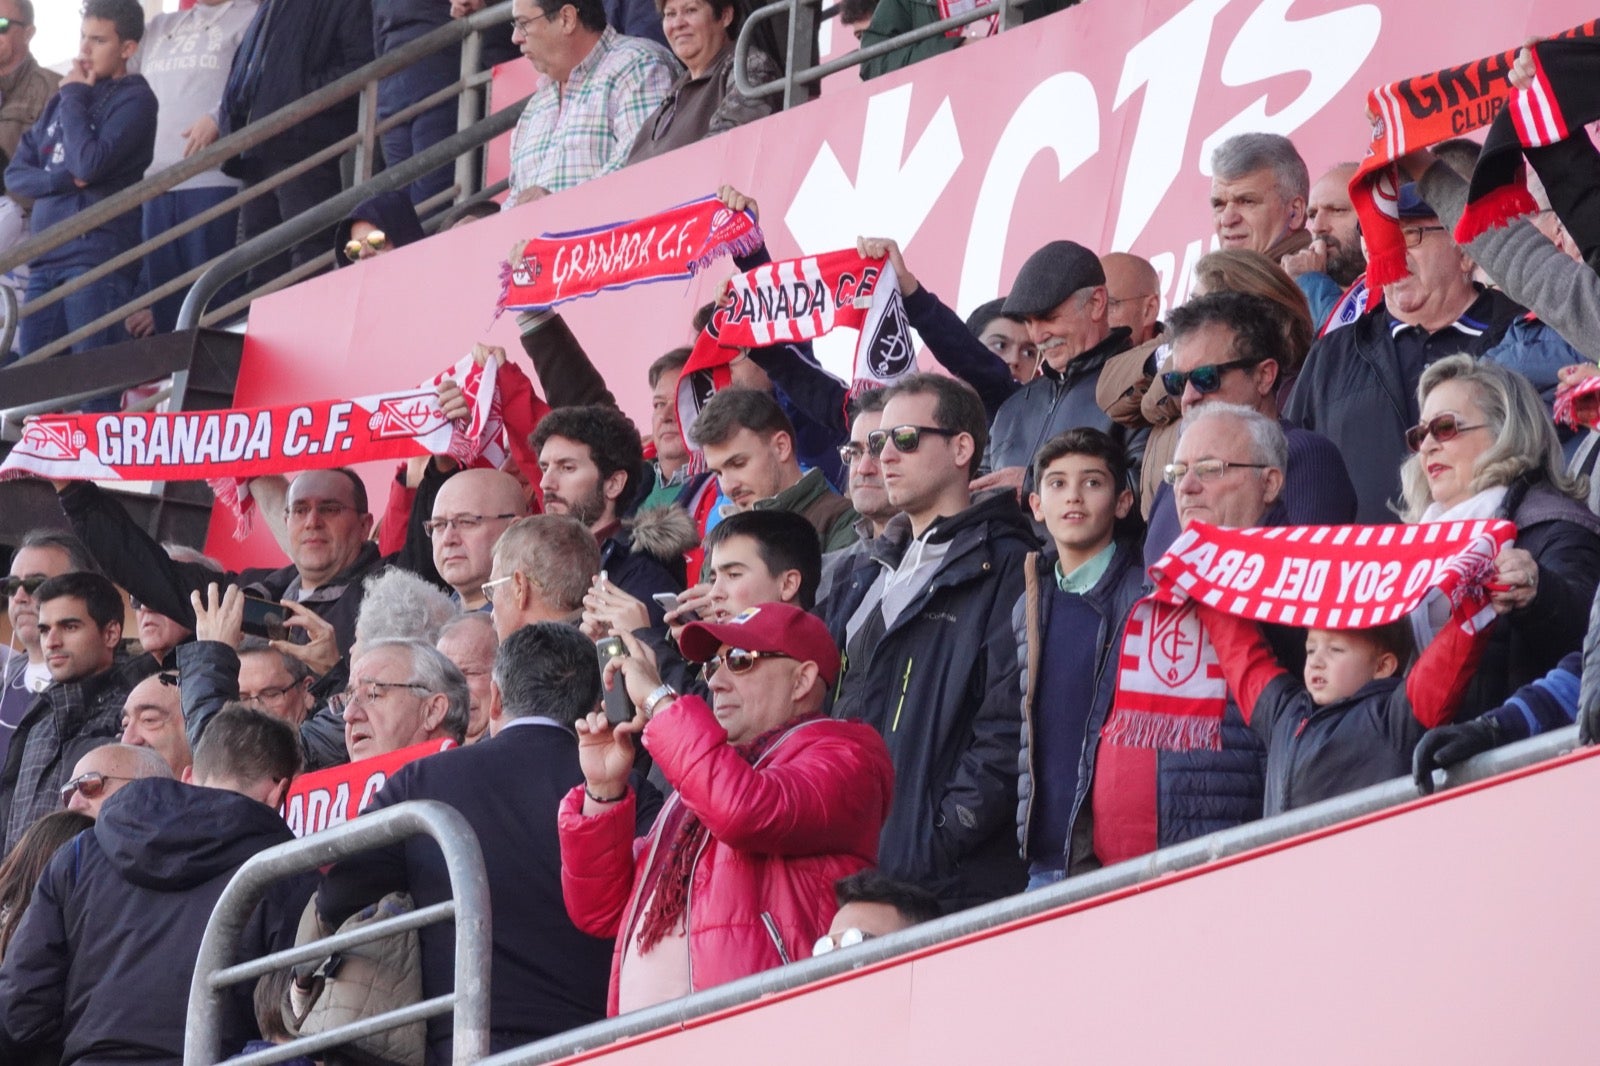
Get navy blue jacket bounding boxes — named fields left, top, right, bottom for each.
left=0, top=779, right=309, bottom=1064
left=902, top=285, right=1019, bottom=422
left=5, top=77, right=157, bottom=273
left=333, top=189, right=425, bottom=266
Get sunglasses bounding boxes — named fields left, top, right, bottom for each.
left=1, top=574, right=46, bottom=598
left=344, top=230, right=389, bottom=260
left=1405, top=413, right=1489, bottom=453
left=61, top=771, right=134, bottom=805
left=812, top=927, right=871, bottom=956
left=865, top=424, right=960, bottom=458
left=1161, top=358, right=1261, bottom=396
left=703, top=648, right=791, bottom=680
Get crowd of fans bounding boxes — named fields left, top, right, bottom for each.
left=0, top=2, right=1598, bottom=1064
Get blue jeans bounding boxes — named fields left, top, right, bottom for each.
left=19, top=264, right=136, bottom=411
left=1026, top=864, right=1066, bottom=891
left=379, top=57, right=459, bottom=206
left=140, top=187, right=241, bottom=334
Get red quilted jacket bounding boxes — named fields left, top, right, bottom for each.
left=558, top=697, right=894, bottom=1014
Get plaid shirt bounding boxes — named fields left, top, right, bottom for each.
left=506, top=28, right=679, bottom=200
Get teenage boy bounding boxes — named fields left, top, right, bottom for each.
left=1195, top=604, right=1491, bottom=815
left=1017, top=428, right=1146, bottom=887
left=5, top=0, right=156, bottom=369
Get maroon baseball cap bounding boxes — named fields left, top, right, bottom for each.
left=679, top=603, right=841, bottom=685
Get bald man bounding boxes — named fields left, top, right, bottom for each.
left=120, top=673, right=193, bottom=777
left=1281, top=162, right=1366, bottom=291
left=1101, top=253, right=1162, bottom=345
left=428, top=469, right=531, bottom=611
left=61, top=743, right=173, bottom=818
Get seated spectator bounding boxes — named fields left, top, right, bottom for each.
left=0, top=706, right=308, bottom=1063
left=812, top=868, right=942, bottom=956
left=122, top=0, right=258, bottom=339
left=119, top=672, right=193, bottom=777
left=826, top=373, right=1036, bottom=910
left=332, top=190, right=426, bottom=268
left=4, top=0, right=156, bottom=377
left=858, top=0, right=1072, bottom=80
left=0, top=811, right=91, bottom=964
left=220, top=0, right=372, bottom=289
left=0, top=571, right=156, bottom=854
left=58, top=469, right=386, bottom=656
left=559, top=604, right=892, bottom=1013
left=1279, top=162, right=1366, bottom=313
left=965, top=298, right=1040, bottom=384
left=436, top=613, right=498, bottom=743
left=1018, top=429, right=1143, bottom=888
left=343, top=639, right=469, bottom=760
left=689, top=387, right=858, bottom=552
left=1100, top=252, right=1163, bottom=346
left=1285, top=184, right=1567, bottom=523
left=486, top=515, right=602, bottom=638
left=62, top=742, right=172, bottom=817
left=1139, top=291, right=1356, bottom=563
left=234, top=968, right=313, bottom=1065
left=1196, top=601, right=1489, bottom=815
left=624, top=0, right=777, bottom=166
left=504, top=0, right=677, bottom=207
left=533, top=405, right=694, bottom=623
left=319, top=623, right=654, bottom=1058
left=426, top=468, right=531, bottom=612
left=1091, top=404, right=1274, bottom=866
left=838, top=0, right=878, bottom=42
left=352, top=568, right=461, bottom=651
left=982, top=240, right=1143, bottom=494
left=1400, top=355, right=1600, bottom=716
left=2, top=531, right=94, bottom=770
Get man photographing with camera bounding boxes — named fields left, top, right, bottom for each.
left=558, top=603, right=894, bottom=1014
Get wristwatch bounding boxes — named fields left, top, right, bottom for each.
left=641, top=684, right=678, bottom=720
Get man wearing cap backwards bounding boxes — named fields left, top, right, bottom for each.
left=557, top=603, right=893, bottom=1015
left=978, top=240, right=1146, bottom=496
left=1285, top=180, right=1560, bottom=523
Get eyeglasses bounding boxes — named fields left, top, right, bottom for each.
left=1400, top=224, right=1448, bottom=248
left=481, top=574, right=516, bottom=605
left=241, top=681, right=303, bottom=704
left=344, top=230, right=389, bottom=260
left=343, top=679, right=430, bottom=705
left=865, top=424, right=960, bottom=458
left=511, top=7, right=556, bottom=33
left=60, top=771, right=134, bottom=805
left=1405, top=413, right=1489, bottom=453
left=0, top=18, right=28, bottom=33
left=286, top=500, right=357, bottom=522
left=838, top=442, right=869, bottom=467
left=703, top=648, right=791, bottom=680
left=1, top=575, right=46, bottom=598
left=1105, top=292, right=1155, bottom=309
left=812, top=928, right=871, bottom=956
left=1160, top=358, right=1262, bottom=396
left=424, top=513, right=519, bottom=537
left=1162, top=459, right=1271, bottom=486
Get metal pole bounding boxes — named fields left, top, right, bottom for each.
left=354, top=81, right=381, bottom=185
left=456, top=30, right=487, bottom=206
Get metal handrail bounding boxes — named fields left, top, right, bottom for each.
left=734, top=0, right=1024, bottom=104
left=185, top=799, right=493, bottom=1066
left=476, top=725, right=1590, bottom=1064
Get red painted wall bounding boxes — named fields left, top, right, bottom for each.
left=208, top=0, right=1595, bottom=566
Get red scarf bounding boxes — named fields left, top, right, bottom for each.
left=497, top=194, right=762, bottom=314
left=674, top=249, right=912, bottom=461
left=2, top=353, right=504, bottom=534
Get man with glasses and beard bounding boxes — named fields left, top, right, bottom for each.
left=1141, top=291, right=1355, bottom=565
left=559, top=603, right=891, bottom=1014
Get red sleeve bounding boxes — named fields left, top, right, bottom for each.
left=1193, top=603, right=1290, bottom=725
left=378, top=465, right=415, bottom=556
left=556, top=783, right=639, bottom=939
left=1404, top=620, right=1493, bottom=729
left=644, top=698, right=893, bottom=858
left=496, top=362, right=551, bottom=511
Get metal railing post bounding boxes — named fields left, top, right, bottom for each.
left=456, top=30, right=487, bottom=205
left=185, top=800, right=492, bottom=1066
left=782, top=0, right=813, bottom=111
left=354, top=81, right=382, bottom=185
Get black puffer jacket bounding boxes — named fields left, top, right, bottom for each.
left=0, top=779, right=310, bottom=1064
left=825, top=491, right=1038, bottom=911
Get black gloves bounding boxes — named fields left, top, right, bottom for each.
left=1412, top=716, right=1507, bottom=795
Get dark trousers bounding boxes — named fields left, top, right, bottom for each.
left=379, top=59, right=458, bottom=206
left=237, top=156, right=344, bottom=291
left=140, top=187, right=242, bottom=333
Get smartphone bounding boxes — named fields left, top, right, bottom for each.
left=240, top=595, right=288, bottom=642
left=596, top=636, right=633, bottom=725
left=651, top=591, right=681, bottom=615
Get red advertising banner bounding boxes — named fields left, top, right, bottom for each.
left=281, top=738, right=455, bottom=838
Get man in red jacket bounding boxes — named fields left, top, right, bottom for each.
left=558, top=603, right=893, bottom=1015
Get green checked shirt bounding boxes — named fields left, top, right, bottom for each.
left=506, top=28, right=679, bottom=201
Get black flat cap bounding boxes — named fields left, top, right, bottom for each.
left=1002, top=240, right=1105, bottom=317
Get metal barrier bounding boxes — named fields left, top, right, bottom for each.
left=474, top=725, right=1587, bottom=1064
left=5, top=1, right=517, bottom=367
left=185, top=800, right=492, bottom=1066
left=734, top=0, right=1027, bottom=107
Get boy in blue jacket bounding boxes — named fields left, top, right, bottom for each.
left=4, top=0, right=156, bottom=378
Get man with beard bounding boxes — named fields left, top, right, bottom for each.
left=1280, top=162, right=1367, bottom=330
